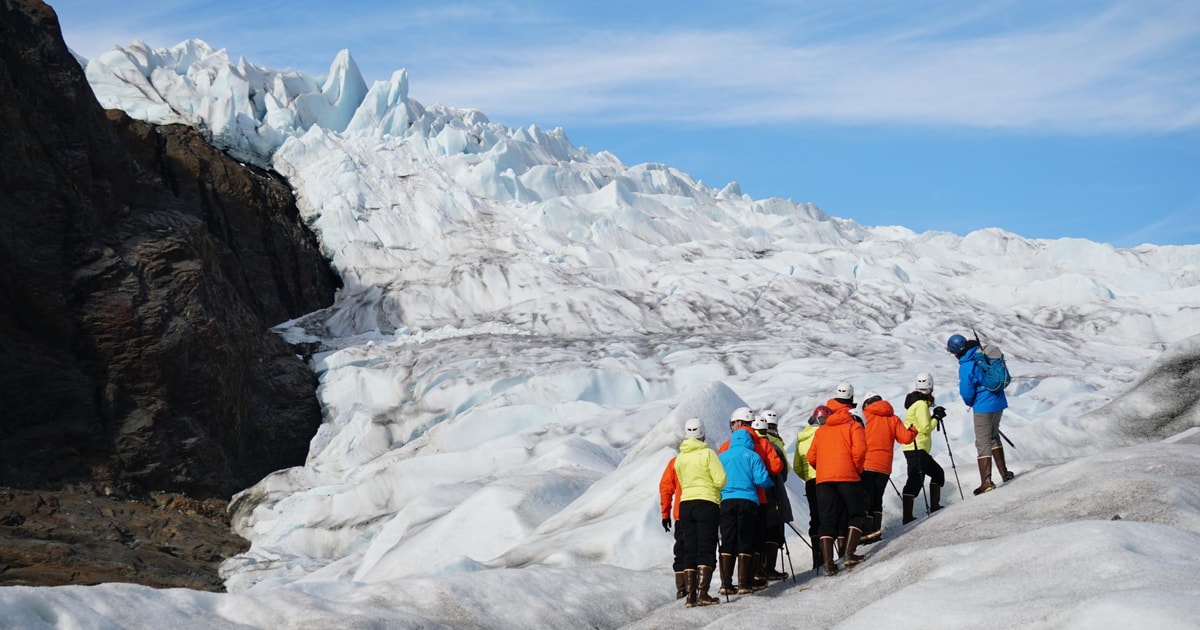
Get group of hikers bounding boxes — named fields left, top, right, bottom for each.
left=658, top=333, right=1015, bottom=607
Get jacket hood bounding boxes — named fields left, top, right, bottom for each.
left=825, top=408, right=855, bottom=427
left=864, top=399, right=895, bottom=417
left=729, top=429, right=755, bottom=450
left=679, top=437, right=709, bottom=453
left=827, top=398, right=855, bottom=412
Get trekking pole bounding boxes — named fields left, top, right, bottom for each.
left=939, top=415, right=965, bottom=500
left=781, top=537, right=797, bottom=584
left=999, top=429, right=1015, bottom=449
left=785, top=521, right=813, bottom=549
left=887, top=477, right=904, bottom=499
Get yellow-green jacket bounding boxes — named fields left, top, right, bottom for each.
left=904, top=397, right=936, bottom=453
left=674, top=437, right=727, bottom=504
left=791, top=425, right=818, bottom=482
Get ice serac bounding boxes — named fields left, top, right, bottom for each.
left=347, top=69, right=425, bottom=136
left=294, top=49, right=368, bottom=134
left=84, top=41, right=370, bottom=165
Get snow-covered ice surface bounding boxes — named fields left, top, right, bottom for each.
left=3, top=40, right=1199, bottom=628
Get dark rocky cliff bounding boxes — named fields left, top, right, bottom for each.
left=0, top=0, right=341, bottom=588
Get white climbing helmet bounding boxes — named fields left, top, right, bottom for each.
left=760, top=410, right=779, bottom=425
left=730, top=407, right=754, bottom=424
left=684, top=417, right=705, bottom=439
left=834, top=382, right=855, bottom=401
left=915, top=372, right=934, bottom=392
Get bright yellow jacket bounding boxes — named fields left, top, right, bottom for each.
left=674, top=437, right=726, bottom=504
left=792, top=425, right=818, bottom=482
left=904, top=396, right=937, bottom=453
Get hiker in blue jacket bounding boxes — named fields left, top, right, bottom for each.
left=717, top=428, right=774, bottom=595
left=947, top=334, right=1014, bottom=495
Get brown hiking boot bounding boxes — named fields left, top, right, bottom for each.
left=696, top=565, right=720, bottom=606
left=820, top=537, right=839, bottom=576
left=683, top=568, right=698, bottom=607
left=861, top=511, right=883, bottom=544
left=736, top=553, right=756, bottom=594
left=717, top=553, right=736, bottom=595
left=974, top=456, right=996, bottom=495
left=674, top=571, right=686, bottom=599
left=902, top=494, right=916, bottom=524
left=992, top=446, right=1015, bottom=481
left=844, top=526, right=866, bottom=567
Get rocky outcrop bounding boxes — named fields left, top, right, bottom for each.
left=0, top=0, right=340, bottom=588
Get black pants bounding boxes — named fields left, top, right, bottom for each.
left=718, top=498, right=758, bottom=555
left=672, top=520, right=684, bottom=571
left=804, top=479, right=821, bottom=540
left=861, top=470, right=890, bottom=513
left=902, top=449, right=945, bottom=496
left=679, top=500, right=721, bottom=568
left=816, top=481, right=868, bottom=537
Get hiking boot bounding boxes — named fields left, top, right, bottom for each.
left=748, top=552, right=768, bottom=590
left=860, top=511, right=883, bottom=543
left=974, top=456, right=995, bottom=495
left=820, top=537, right=839, bottom=576
left=811, top=541, right=822, bottom=571
left=736, top=553, right=756, bottom=594
left=759, top=543, right=787, bottom=580
left=902, top=494, right=916, bottom=524
left=696, top=565, right=720, bottom=606
left=992, top=446, right=1015, bottom=482
left=674, top=571, right=686, bottom=599
left=843, top=526, right=866, bottom=567
left=683, top=569, right=698, bottom=607
left=717, top=553, right=736, bottom=595
left=929, top=483, right=943, bottom=512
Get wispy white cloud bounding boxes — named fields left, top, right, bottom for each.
left=52, top=0, right=1200, bottom=133
left=408, top=1, right=1200, bottom=133
left=1116, top=204, right=1200, bottom=248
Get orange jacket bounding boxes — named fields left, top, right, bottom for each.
left=807, top=406, right=866, bottom=483
left=862, top=398, right=917, bottom=474
left=718, top=428, right=784, bottom=503
left=658, top=456, right=682, bottom=521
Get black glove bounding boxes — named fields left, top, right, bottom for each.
left=662, top=518, right=671, bottom=532
left=932, top=406, right=946, bottom=420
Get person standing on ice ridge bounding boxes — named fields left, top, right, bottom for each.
left=752, top=412, right=791, bottom=581
left=793, top=405, right=832, bottom=570
left=717, top=407, right=783, bottom=591
left=658, top=451, right=687, bottom=599
left=902, top=372, right=947, bottom=523
left=808, top=383, right=869, bottom=575
left=672, top=417, right=726, bottom=607
left=947, top=334, right=1014, bottom=495
left=859, top=391, right=917, bottom=543
left=718, top=410, right=775, bottom=595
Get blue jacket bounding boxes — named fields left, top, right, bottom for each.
left=959, top=346, right=1008, bottom=412
left=718, top=430, right=774, bottom=503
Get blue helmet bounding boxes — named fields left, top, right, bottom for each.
left=946, top=334, right=967, bottom=354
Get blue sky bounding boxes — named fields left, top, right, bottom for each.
left=51, top=0, right=1199, bottom=248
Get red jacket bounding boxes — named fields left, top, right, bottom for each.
left=719, top=428, right=784, bottom=503
left=862, top=398, right=917, bottom=474
left=658, top=457, right=682, bottom=520
left=807, top=406, right=866, bottom=483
